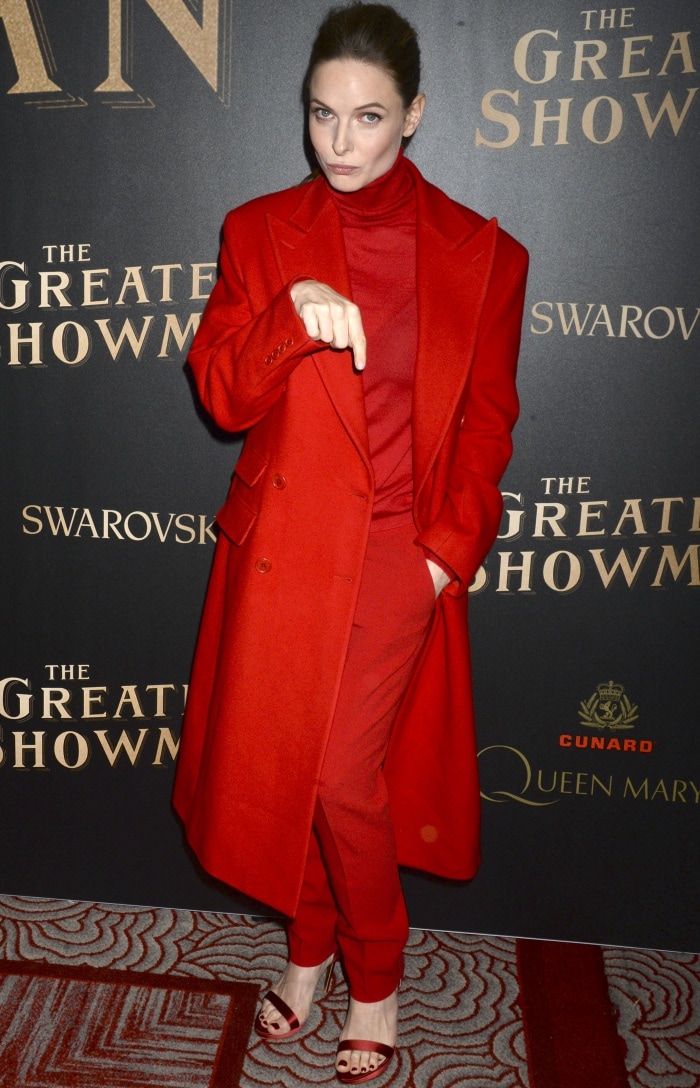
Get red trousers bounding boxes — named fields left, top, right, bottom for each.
left=287, top=520, right=436, bottom=1002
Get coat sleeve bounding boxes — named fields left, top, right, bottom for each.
left=416, top=238, right=529, bottom=596
left=188, top=209, right=319, bottom=432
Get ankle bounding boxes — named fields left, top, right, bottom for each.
left=347, top=988, right=399, bottom=1010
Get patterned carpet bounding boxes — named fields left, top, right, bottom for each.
left=0, top=958, right=257, bottom=1088
left=0, top=895, right=698, bottom=1087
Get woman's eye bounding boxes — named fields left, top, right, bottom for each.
left=313, top=107, right=332, bottom=120
left=361, top=112, right=380, bottom=123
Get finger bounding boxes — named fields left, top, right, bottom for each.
left=329, top=304, right=350, bottom=350
left=347, top=305, right=367, bottom=370
left=316, top=305, right=335, bottom=344
left=298, top=302, right=321, bottom=341
left=349, top=332, right=366, bottom=371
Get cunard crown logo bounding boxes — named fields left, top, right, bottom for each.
left=597, top=680, right=624, bottom=704
left=579, top=680, right=639, bottom=731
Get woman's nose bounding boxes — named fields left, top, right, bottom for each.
left=332, top=120, right=352, bottom=156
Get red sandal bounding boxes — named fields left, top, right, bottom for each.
left=254, top=989, right=301, bottom=1040
left=254, top=955, right=336, bottom=1041
left=335, top=1039, right=395, bottom=1084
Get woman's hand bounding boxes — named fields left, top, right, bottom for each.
left=290, top=280, right=367, bottom=371
left=426, top=558, right=451, bottom=598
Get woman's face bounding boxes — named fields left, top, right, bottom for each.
left=308, top=58, right=425, bottom=192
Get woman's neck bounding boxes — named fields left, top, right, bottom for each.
left=325, top=149, right=414, bottom=224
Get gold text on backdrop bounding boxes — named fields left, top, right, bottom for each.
left=0, top=669, right=186, bottom=770
left=475, top=10, right=697, bottom=148
left=531, top=302, right=700, bottom=340
left=0, top=0, right=233, bottom=105
left=0, top=249, right=214, bottom=365
left=478, top=746, right=699, bottom=806
left=469, top=485, right=700, bottom=594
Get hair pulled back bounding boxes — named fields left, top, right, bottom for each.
left=303, top=2, right=421, bottom=109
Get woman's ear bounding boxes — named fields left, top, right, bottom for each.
left=403, top=93, right=426, bottom=138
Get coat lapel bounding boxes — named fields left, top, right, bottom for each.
left=266, top=184, right=371, bottom=472
left=411, top=166, right=498, bottom=501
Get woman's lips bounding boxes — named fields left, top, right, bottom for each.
left=326, top=163, right=360, bottom=175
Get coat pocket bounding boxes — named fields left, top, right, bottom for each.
left=216, top=489, right=257, bottom=545
left=231, top=441, right=267, bottom=488
left=216, top=442, right=268, bottom=545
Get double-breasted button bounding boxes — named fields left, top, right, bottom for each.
left=255, top=557, right=272, bottom=573
left=272, top=473, right=287, bottom=489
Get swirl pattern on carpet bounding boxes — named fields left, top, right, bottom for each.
left=0, top=895, right=698, bottom=1087
left=605, top=947, right=700, bottom=1088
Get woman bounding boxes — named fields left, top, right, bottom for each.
left=173, top=2, right=528, bottom=1082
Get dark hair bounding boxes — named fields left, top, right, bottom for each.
left=303, top=2, right=421, bottom=109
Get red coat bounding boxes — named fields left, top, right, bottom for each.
left=172, top=160, right=528, bottom=916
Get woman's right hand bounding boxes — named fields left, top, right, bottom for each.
left=290, top=280, right=367, bottom=371
left=426, top=557, right=451, bottom=598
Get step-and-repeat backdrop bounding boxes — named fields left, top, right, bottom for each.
left=2, top=0, right=698, bottom=950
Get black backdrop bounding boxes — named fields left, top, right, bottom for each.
left=1, top=0, right=698, bottom=951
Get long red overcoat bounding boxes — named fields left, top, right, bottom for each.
left=172, top=159, right=528, bottom=917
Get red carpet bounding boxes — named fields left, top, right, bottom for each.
left=0, top=958, right=258, bottom=1088
left=517, top=940, right=630, bottom=1088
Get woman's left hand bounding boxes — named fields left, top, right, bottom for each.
left=426, top=558, right=450, bottom=598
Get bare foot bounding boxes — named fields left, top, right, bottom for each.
left=336, top=990, right=398, bottom=1078
left=258, top=955, right=335, bottom=1036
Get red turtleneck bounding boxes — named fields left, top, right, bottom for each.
left=328, top=151, right=417, bottom=529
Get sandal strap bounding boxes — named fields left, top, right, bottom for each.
left=262, top=989, right=300, bottom=1031
left=337, top=1040, right=394, bottom=1060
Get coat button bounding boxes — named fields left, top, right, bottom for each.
left=272, top=473, right=287, bottom=489
left=264, top=354, right=272, bottom=365
left=255, top=558, right=272, bottom=573
left=286, top=337, right=293, bottom=346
